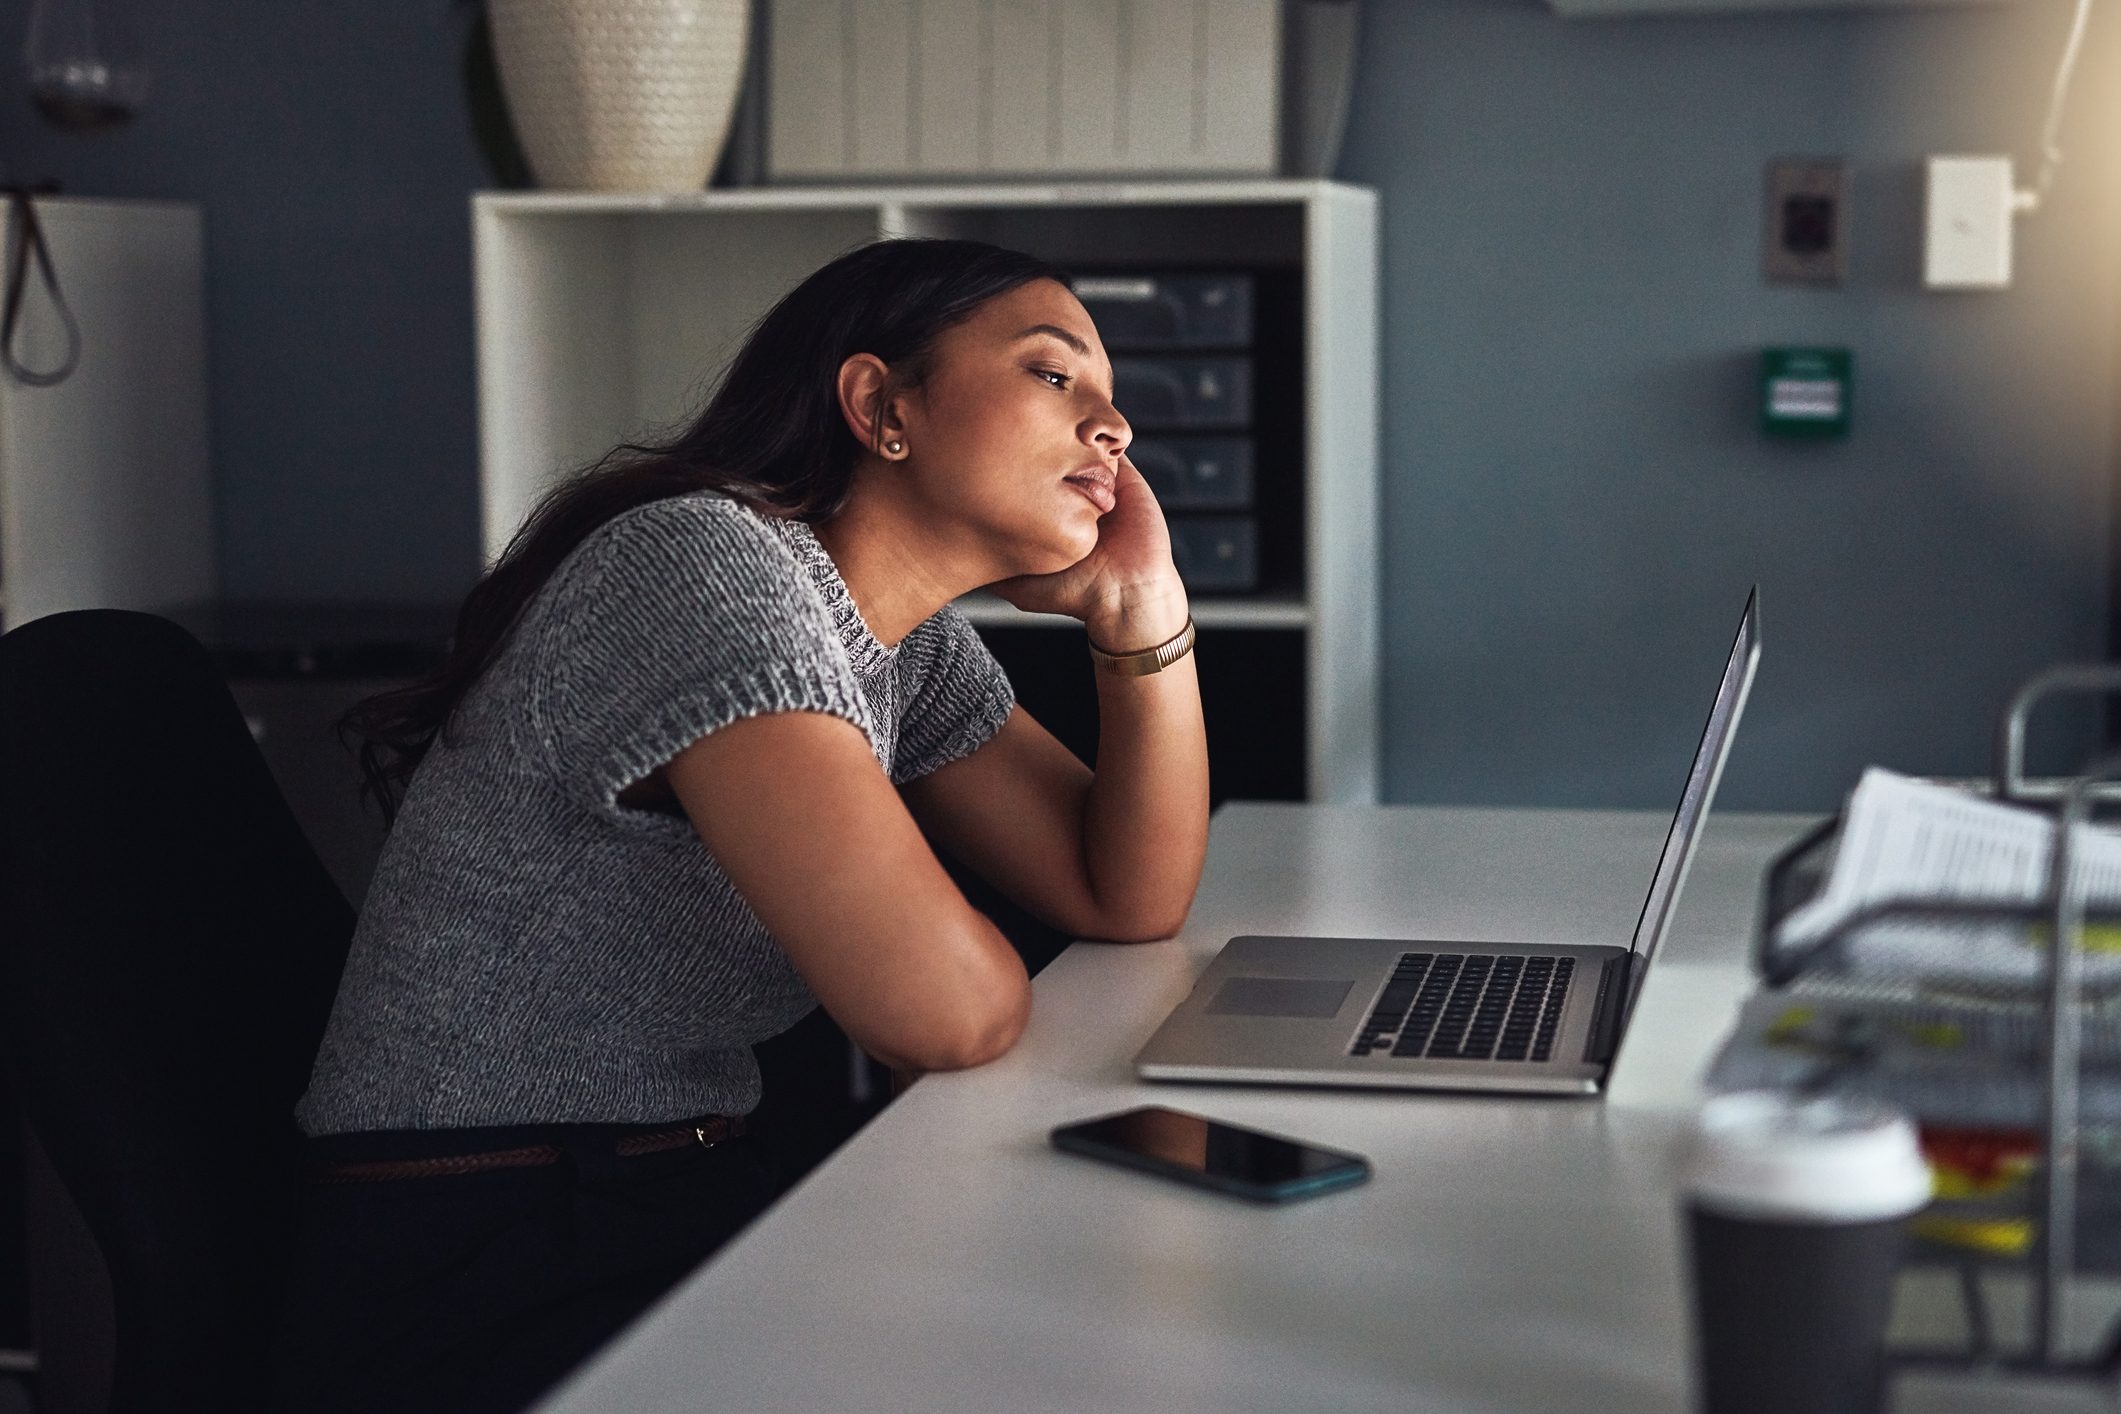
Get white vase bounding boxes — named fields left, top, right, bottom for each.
left=488, top=0, right=750, bottom=193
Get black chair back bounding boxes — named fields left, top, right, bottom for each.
left=0, top=610, right=356, bottom=1413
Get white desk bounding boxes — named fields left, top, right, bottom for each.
left=535, top=805, right=2097, bottom=1413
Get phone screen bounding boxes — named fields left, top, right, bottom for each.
left=1051, top=1106, right=1370, bottom=1202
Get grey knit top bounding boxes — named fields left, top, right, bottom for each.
left=295, top=492, right=1016, bottom=1136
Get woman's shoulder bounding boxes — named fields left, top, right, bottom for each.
left=585, top=489, right=788, bottom=562
left=510, top=492, right=829, bottom=663
left=547, top=492, right=810, bottom=603
left=505, top=489, right=853, bottom=712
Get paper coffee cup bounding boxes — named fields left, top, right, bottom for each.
left=1682, top=1092, right=1932, bottom=1414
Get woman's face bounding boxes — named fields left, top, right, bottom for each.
left=890, top=279, right=1130, bottom=575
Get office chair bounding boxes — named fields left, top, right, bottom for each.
left=0, top=610, right=355, bottom=1414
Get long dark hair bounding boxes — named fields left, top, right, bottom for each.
left=343, top=237, right=1071, bottom=822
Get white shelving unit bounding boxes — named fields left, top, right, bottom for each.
left=472, top=179, right=1377, bottom=802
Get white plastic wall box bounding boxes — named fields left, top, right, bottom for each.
left=1923, top=155, right=2015, bottom=290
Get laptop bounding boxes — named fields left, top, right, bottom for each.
left=1135, top=588, right=1761, bottom=1096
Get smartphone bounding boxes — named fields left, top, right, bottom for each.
left=1050, top=1105, right=1371, bottom=1203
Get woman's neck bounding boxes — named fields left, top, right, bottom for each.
left=809, top=484, right=993, bottom=648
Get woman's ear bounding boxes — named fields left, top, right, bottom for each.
left=835, top=353, right=908, bottom=458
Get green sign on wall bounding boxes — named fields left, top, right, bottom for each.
left=1761, top=347, right=1853, bottom=439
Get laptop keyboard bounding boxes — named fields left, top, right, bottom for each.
left=1349, top=953, right=1574, bottom=1062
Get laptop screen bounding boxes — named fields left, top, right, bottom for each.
left=1619, top=589, right=1761, bottom=1027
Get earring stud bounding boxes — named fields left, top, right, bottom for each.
left=885, top=439, right=904, bottom=455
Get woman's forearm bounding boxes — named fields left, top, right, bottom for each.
left=1079, top=596, right=1210, bottom=940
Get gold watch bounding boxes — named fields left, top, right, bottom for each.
left=1088, top=616, right=1197, bottom=677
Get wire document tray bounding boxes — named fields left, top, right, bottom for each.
left=1724, top=666, right=2121, bottom=1387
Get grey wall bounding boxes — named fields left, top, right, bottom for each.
left=1340, top=0, right=2120, bottom=811
left=0, top=0, right=488, bottom=604
left=1, top=0, right=2114, bottom=812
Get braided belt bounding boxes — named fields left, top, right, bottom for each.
left=309, top=1116, right=745, bottom=1185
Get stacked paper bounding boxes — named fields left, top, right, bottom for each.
left=1773, top=768, right=2121, bottom=991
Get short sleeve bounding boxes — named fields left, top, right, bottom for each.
left=890, top=603, right=1016, bottom=784
left=524, top=496, right=873, bottom=813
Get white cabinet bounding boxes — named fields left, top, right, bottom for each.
left=764, top=0, right=1283, bottom=181
left=0, top=197, right=215, bottom=630
left=471, top=180, right=1377, bottom=802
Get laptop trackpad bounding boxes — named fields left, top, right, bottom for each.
left=1205, top=977, right=1354, bottom=1019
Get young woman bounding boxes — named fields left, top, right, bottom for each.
left=274, top=239, right=1210, bottom=1412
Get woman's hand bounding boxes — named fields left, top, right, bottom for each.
left=992, top=455, right=1190, bottom=650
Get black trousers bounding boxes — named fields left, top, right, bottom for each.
left=274, top=1118, right=782, bottom=1414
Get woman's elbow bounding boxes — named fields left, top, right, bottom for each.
left=904, top=997, right=1028, bottom=1071
left=1076, top=897, right=1193, bottom=944
left=938, top=993, right=1031, bottom=1068
left=878, top=965, right=1032, bottom=1072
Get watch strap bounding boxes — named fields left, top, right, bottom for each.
left=1088, top=616, right=1197, bottom=677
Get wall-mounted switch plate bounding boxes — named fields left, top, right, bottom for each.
left=1924, top=155, right=2014, bottom=290
left=1764, top=158, right=1848, bottom=286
